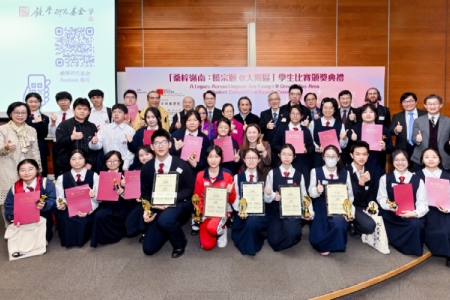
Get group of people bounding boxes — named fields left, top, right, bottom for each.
left=0, top=85, right=449, bottom=268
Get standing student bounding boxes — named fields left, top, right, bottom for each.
left=55, top=149, right=99, bottom=248
left=213, top=117, right=241, bottom=175
left=123, top=89, right=139, bottom=126
left=203, top=90, right=223, bottom=123
left=413, top=148, right=450, bottom=267
left=308, top=145, right=354, bottom=255
left=196, top=105, right=216, bottom=140
left=4, top=159, right=56, bottom=242
left=170, top=96, right=195, bottom=133
left=279, top=84, right=306, bottom=123
left=240, top=124, right=272, bottom=182
left=259, top=91, right=287, bottom=145
left=232, top=149, right=269, bottom=255
left=141, top=129, right=194, bottom=258
left=220, top=103, right=244, bottom=147
left=234, top=96, right=260, bottom=130
left=193, top=145, right=236, bottom=250
left=88, top=89, right=111, bottom=129
left=133, top=91, right=170, bottom=131
left=264, top=144, right=313, bottom=252
left=376, top=149, right=428, bottom=256
left=127, top=107, right=162, bottom=151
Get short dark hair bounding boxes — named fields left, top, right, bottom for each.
left=216, top=117, right=232, bottom=135
left=183, top=110, right=201, bottom=126
left=350, top=141, right=370, bottom=153
left=55, top=91, right=72, bottom=102
left=420, top=147, right=442, bottom=165
left=206, top=145, right=223, bottom=165
left=7, top=102, right=30, bottom=120
left=88, top=89, right=104, bottom=98
left=138, top=145, right=154, bottom=156
left=338, top=90, right=352, bottom=99
left=288, top=105, right=303, bottom=117
left=400, top=92, right=417, bottom=104
left=123, top=89, right=137, bottom=99
left=365, top=87, right=382, bottom=102
left=17, top=159, right=40, bottom=174
left=322, top=145, right=344, bottom=174
left=320, top=97, right=340, bottom=119
left=303, top=93, right=317, bottom=103
left=359, top=103, right=378, bottom=120
left=222, top=103, right=234, bottom=114
left=72, top=98, right=91, bottom=110
left=279, top=144, right=296, bottom=160
left=424, top=94, right=443, bottom=105
left=144, top=107, right=162, bottom=128
left=288, top=84, right=303, bottom=94
left=203, top=90, right=216, bottom=99
left=151, top=129, right=170, bottom=143
left=112, top=103, right=128, bottom=114
left=238, top=96, right=252, bottom=111
left=25, top=92, right=42, bottom=103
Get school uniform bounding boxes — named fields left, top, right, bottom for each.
left=124, top=164, right=146, bottom=237
left=376, top=170, right=428, bottom=256
left=264, top=166, right=313, bottom=252
left=49, top=109, right=74, bottom=178
left=55, top=168, right=100, bottom=247
left=311, top=117, right=347, bottom=168
left=215, top=119, right=244, bottom=147
left=141, top=156, right=194, bottom=255
left=415, top=168, right=450, bottom=259
left=337, top=107, right=358, bottom=166
left=308, top=167, right=355, bottom=253
left=26, top=112, right=50, bottom=177
left=127, top=126, right=163, bottom=168
left=213, top=136, right=241, bottom=175
left=231, top=171, right=269, bottom=255
left=239, top=141, right=272, bottom=183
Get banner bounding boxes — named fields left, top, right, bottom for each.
left=126, top=67, right=385, bottom=118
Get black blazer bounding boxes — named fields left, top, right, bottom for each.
left=346, top=165, right=377, bottom=209
left=259, top=108, right=289, bottom=143
left=208, top=107, right=223, bottom=124
left=233, top=112, right=260, bottom=126
left=336, top=107, right=358, bottom=130
left=389, top=109, right=427, bottom=149
left=280, top=102, right=310, bottom=123
left=169, top=110, right=187, bottom=134
left=356, top=104, right=391, bottom=128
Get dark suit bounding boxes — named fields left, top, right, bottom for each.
left=26, top=113, right=50, bottom=177
left=356, top=103, right=391, bottom=128
left=337, top=107, right=357, bottom=166
left=280, top=102, right=310, bottom=123
left=207, top=107, right=223, bottom=123
left=303, top=107, right=323, bottom=123
left=389, top=109, right=427, bottom=149
left=234, top=112, right=260, bottom=126
left=259, top=108, right=289, bottom=144
left=169, top=110, right=187, bottom=134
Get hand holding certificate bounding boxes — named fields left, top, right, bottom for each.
left=393, top=184, right=415, bottom=216
left=214, top=136, right=234, bottom=162
left=181, top=135, right=202, bottom=162
left=326, top=184, right=349, bottom=215
left=65, top=184, right=92, bottom=217
left=425, top=177, right=450, bottom=208
left=318, top=130, right=341, bottom=153
left=285, top=130, right=305, bottom=154
left=279, top=186, right=302, bottom=217
left=152, top=173, right=178, bottom=206
left=143, top=130, right=156, bottom=145
left=203, top=187, right=228, bottom=218
left=97, top=172, right=122, bottom=201
left=361, top=123, right=382, bottom=151
left=13, top=191, right=41, bottom=225
left=124, top=170, right=141, bottom=199
left=241, top=182, right=264, bottom=215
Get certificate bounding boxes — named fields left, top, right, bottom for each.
left=425, top=177, right=450, bottom=208
left=65, top=184, right=92, bottom=217
left=241, top=182, right=264, bottom=215
left=326, top=183, right=348, bottom=215
left=285, top=130, right=304, bottom=154
left=393, top=183, right=415, bottom=216
left=361, top=123, right=382, bottom=151
left=203, top=187, right=228, bottom=218
left=214, top=136, right=234, bottom=162
left=13, top=190, right=41, bottom=225
left=279, top=186, right=302, bottom=217
left=318, top=129, right=341, bottom=152
left=151, top=172, right=178, bottom=206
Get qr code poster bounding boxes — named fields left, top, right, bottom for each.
left=55, top=27, right=95, bottom=68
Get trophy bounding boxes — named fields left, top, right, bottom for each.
left=57, top=198, right=66, bottom=208
left=190, top=151, right=197, bottom=160
left=141, top=198, right=152, bottom=217
left=368, top=201, right=377, bottom=215
left=238, top=198, right=247, bottom=218
left=303, top=195, right=311, bottom=218
left=113, top=178, right=120, bottom=190
left=386, top=198, right=398, bottom=209
left=192, top=194, right=202, bottom=225
left=343, top=199, right=353, bottom=219
left=36, top=194, right=47, bottom=205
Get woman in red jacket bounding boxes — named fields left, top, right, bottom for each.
left=193, top=145, right=236, bottom=250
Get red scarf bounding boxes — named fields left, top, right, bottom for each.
left=14, top=175, right=42, bottom=194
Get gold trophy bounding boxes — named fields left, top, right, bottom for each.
left=192, top=194, right=202, bottom=225
left=36, top=194, right=47, bottom=205
left=368, top=202, right=377, bottom=215
left=238, top=198, right=248, bottom=218
left=113, top=178, right=120, bottom=190
left=386, top=198, right=397, bottom=209
left=343, top=199, right=353, bottom=219
left=303, top=195, right=311, bottom=218
left=190, top=151, right=197, bottom=160
left=57, top=198, right=66, bottom=208
left=141, top=198, right=152, bottom=217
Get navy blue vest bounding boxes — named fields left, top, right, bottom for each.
left=315, top=167, right=347, bottom=200
left=385, top=172, right=420, bottom=208
left=62, top=170, right=95, bottom=197
left=272, top=168, right=302, bottom=193
left=313, top=118, right=342, bottom=146
left=415, top=169, right=450, bottom=182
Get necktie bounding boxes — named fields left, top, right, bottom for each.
left=62, top=112, right=66, bottom=121
left=208, top=111, right=213, bottom=121
left=249, top=174, right=254, bottom=182
left=399, top=176, right=405, bottom=184
left=408, top=112, right=414, bottom=146
left=326, top=121, right=330, bottom=127
left=284, top=172, right=289, bottom=178
left=293, top=127, right=299, bottom=131
left=311, top=111, right=314, bottom=120
left=76, top=174, right=81, bottom=183
left=273, top=112, right=278, bottom=128
left=27, top=186, right=34, bottom=192
left=29, top=114, right=34, bottom=118
left=158, top=163, right=164, bottom=174
left=342, top=110, right=347, bottom=124
left=329, top=174, right=334, bottom=180
left=431, top=116, right=435, bottom=127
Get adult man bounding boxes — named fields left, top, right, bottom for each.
left=141, top=129, right=194, bottom=258
left=234, top=96, right=260, bottom=129
left=390, top=92, right=427, bottom=163
left=280, top=84, right=306, bottom=122
left=89, top=104, right=136, bottom=170
left=56, top=98, right=98, bottom=176
left=133, top=91, right=170, bottom=131
left=337, top=90, right=358, bottom=165
left=170, top=96, right=195, bottom=133
left=301, top=92, right=323, bottom=127
left=358, top=87, right=390, bottom=128
left=412, top=94, right=450, bottom=171
left=203, top=90, right=222, bottom=123
left=87, top=89, right=112, bottom=129
left=259, top=91, right=288, bottom=144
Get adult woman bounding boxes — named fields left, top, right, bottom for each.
left=0, top=102, right=41, bottom=226
left=213, top=117, right=241, bottom=175
left=240, top=124, right=272, bottom=182
left=193, top=145, right=236, bottom=250
left=376, top=149, right=428, bottom=256
left=25, top=93, right=50, bottom=177
left=196, top=104, right=216, bottom=140
left=308, top=145, right=354, bottom=255
left=55, top=149, right=99, bottom=248
left=4, top=159, right=56, bottom=242
left=220, top=103, right=244, bottom=147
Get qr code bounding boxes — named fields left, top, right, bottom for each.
left=55, top=27, right=95, bottom=67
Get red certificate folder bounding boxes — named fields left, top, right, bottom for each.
left=143, top=129, right=156, bottom=145
left=318, top=129, right=341, bottom=152
left=425, top=177, right=450, bottom=208
left=124, top=170, right=141, bottom=199
left=393, top=183, right=415, bottom=215
left=13, top=190, right=40, bottom=225
left=285, top=130, right=304, bottom=154
left=362, top=123, right=382, bottom=151
left=214, top=136, right=234, bottom=162
left=127, top=105, right=139, bottom=124
left=181, top=135, right=202, bottom=162
left=97, top=171, right=122, bottom=201
left=65, top=184, right=92, bottom=217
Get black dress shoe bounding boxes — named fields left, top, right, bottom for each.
left=348, top=224, right=361, bottom=239
left=446, top=258, right=450, bottom=268
left=171, top=239, right=187, bottom=258
left=139, top=235, right=144, bottom=243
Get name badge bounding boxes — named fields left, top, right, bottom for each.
left=232, top=129, right=238, bottom=134
left=176, top=167, right=183, bottom=174
left=204, top=182, right=210, bottom=186
left=322, top=180, right=328, bottom=185
left=287, top=179, right=293, bottom=184
left=379, top=116, right=385, bottom=121
left=281, top=118, right=287, bottom=122
left=391, top=183, right=398, bottom=187
left=365, top=186, right=369, bottom=190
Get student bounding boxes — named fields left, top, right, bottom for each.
left=308, top=145, right=354, bottom=255
left=346, top=141, right=377, bottom=238
left=196, top=104, right=216, bottom=140
left=170, top=110, right=210, bottom=175
left=170, top=96, right=195, bottom=133
left=240, top=124, right=271, bottom=182
left=25, top=93, right=50, bottom=177
left=55, top=98, right=98, bottom=176
left=264, top=144, right=313, bottom=252
left=203, top=90, right=223, bottom=123
left=232, top=149, right=269, bottom=255
left=4, top=159, right=56, bottom=242
left=220, top=103, right=244, bottom=147
left=129, top=145, right=154, bottom=171
left=55, top=149, right=99, bottom=248
left=123, top=89, right=139, bottom=126
left=279, top=84, right=306, bottom=123
left=89, top=104, right=135, bottom=171
left=141, top=129, right=194, bottom=258
left=90, top=151, right=135, bottom=247
left=193, top=145, right=236, bottom=250
left=376, top=149, right=428, bottom=256
left=212, top=117, right=241, bottom=175
left=412, top=148, right=450, bottom=266
left=234, top=96, right=260, bottom=130
left=127, top=107, right=162, bottom=154
left=87, top=89, right=111, bottom=129
left=133, top=90, right=170, bottom=131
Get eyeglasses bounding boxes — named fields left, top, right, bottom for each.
left=289, top=92, right=301, bottom=96
left=204, top=97, right=215, bottom=101
left=12, top=111, right=27, bottom=116
left=245, top=157, right=258, bottom=161
left=394, top=159, right=407, bottom=163
left=305, top=98, right=316, bottom=102
left=106, top=160, right=120, bottom=164
left=125, top=96, right=136, bottom=99
left=269, top=98, right=280, bottom=101
left=402, top=100, right=415, bottom=104
left=153, top=141, right=168, bottom=147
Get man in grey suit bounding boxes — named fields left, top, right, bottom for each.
left=412, top=94, right=450, bottom=171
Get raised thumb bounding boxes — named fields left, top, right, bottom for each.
left=397, top=122, right=400, bottom=126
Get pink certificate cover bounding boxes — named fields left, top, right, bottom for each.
left=181, top=135, right=202, bottom=162
left=127, top=105, right=139, bottom=123
left=318, top=129, right=341, bottom=153
left=425, top=177, right=450, bottom=208
left=361, top=123, right=382, bottom=151
left=13, top=191, right=40, bottom=225
left=214, top=136, right=234, bottom=162
left=124, top=170, right=141, bottom=199
left=285, top=130, right=304, bottom=154
left=143, top=129, right=156, bottom=145
left=65, top=184, right=92, bottom=217
left=97, top=172, right=122, bottom=201
left=393, top=183, right=415, bottom=215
